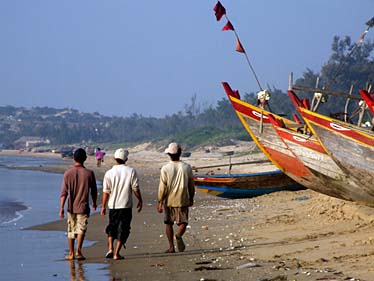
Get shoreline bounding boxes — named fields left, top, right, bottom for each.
left=3, top=146, right=374, bottom=280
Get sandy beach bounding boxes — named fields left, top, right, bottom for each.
left=3, top=142, right=374, bottom=281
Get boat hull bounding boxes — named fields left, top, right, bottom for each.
left=223, top=82, right=372, bottom=205
left=299, top=107, right=374, bottom=205
left=194, top=170, right=303, bottom=199
left=269, top=118, right=364, bottom=202
left=223, top=82, right=330, bottom=191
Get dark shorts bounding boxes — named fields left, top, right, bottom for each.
left=106, top=208, right=132, bottom=244
left=164, top=206, right=189, bottom=225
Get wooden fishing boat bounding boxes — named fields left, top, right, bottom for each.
left=267, top=107, right=364, bottom=203
left=194, top=169, right=303, bottom=199
left=211, top=1, right=374, bottom=204
left=286, top=84, right=374, bottom=205
left=222, top=82, right=336, bottom=192
left=294, top=100, right=374, bottom=205
left=222, top=82, right=374, bottom=204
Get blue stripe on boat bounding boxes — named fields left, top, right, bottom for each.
left=196, top=183, right=302, bottom=199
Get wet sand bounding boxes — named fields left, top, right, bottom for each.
left=3, top=143, right=374, bottom=280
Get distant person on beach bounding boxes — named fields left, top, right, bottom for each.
left=101, top=148, right=143, bottom=260
left=95, top=147, right=104, bottom=167
left=157, top=142, right=195, bottom=253
left=59, top=148, right=97, bottom=260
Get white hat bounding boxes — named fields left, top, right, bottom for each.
left=114, top=148, right=129, bottom=161
left=164, top=142, right=181, bottom=154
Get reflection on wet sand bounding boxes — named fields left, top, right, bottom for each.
left=110, top=276, right=123, bottom=281
left=69, top=260, right=86, bottom=281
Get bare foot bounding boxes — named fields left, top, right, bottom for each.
left=164, top=248, right=175, bottom=253
left=65, top=255, right=75, bottom=260
left=113, top=255, right=124, bottom=260
left=175, top=234, right=186, bottom=252
left=105, top=251, right=114, bottom=259
left=75, top=255, right=86, bottom=260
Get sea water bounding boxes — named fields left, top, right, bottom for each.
left=0, top=155, right=108, bottom=280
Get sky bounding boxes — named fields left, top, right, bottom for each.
left=0, top=0, right=373, bottom=118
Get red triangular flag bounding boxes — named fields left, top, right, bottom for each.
left=222, top=20, right=234, bottom=31
left=235, top=38, right=245, bottom=53
left=233, top=89, right=241, bottom=99
left=213, top=1, right=226, bottom=21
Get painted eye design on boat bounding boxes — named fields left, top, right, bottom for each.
left=292, top=136, right=307, bottom=142
left=329, top=123, right=350, bottom=131
left=252, top=111, right=269, bottom=119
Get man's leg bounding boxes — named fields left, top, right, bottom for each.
left=175, top=223, right=187, bottom=252
left=175, top=207, right=189, bottom=252
left=113, top=240, right=124, bottom=260
left=104, top=236, right=115, bottom=258
left=107, top=236, right=114, bottom=254
left=66, top=238, right=75, bottom=260
left=165, top=223, right=175, bottom=253
left=177, top=223, right=187, bottom=237
left=73, top=214, right=88, bottom=259
left=75, top=233, right=85, bottom=259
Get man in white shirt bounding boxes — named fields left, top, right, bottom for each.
left=101, top=148, right=143, bottom=260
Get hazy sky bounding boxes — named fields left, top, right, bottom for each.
left=0, top=1, right=373, bottom=117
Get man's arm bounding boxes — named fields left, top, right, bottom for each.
left=100, top=192, right=110, bottom=216
left=134, top=190, right=143, bottom=212
left=187, top=167, right=195, bottom=206
left=59, top=195, right=67, bottom=218
left=157, top=169, right=167, bottom=213
left=90, top=172, right=98, bottom=211
left=60, top=175, right=68, bottom=218
left=130, top=170, right=142, bottom=212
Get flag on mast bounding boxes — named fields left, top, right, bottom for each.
left=235, top=38, right=245, bottom=53
left=366, top=17, right=374, bottom=28
left=222, top=20, right=234, bottom=31
left=213, top=1, right=226, bottom=21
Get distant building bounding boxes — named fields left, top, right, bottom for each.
left=14, top=136, right=51, bottom=149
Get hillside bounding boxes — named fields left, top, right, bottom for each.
left=2, top=36, right=373, bottom=150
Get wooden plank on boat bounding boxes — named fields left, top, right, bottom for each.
left=192, top=159, right=270, bottom=171
left=194, top=170, right=304, bottom=199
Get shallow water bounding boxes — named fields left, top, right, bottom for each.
left=0, top=156, right=108, bottom=280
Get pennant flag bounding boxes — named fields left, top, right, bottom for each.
left=213, top=1, right=226, bottom=21
left=222, top=20, right=234, bottom=31
left=235, top=38, right=245, bottom=53
left=366, top=17, right=374, bottom=28
left=233, top=89, right=241, bottom=99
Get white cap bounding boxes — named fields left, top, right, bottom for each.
left=164, top=142, right=180, bottom=154
left=114, top=148, right=129, bottom=161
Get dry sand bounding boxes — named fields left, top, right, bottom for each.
left=3, top=143, right=374, bottom=280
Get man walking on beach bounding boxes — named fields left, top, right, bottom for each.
left=157, top=142, right=195, bottom=253
left=101, top=148, right=143, bottom=260
left=60, top=148, right=97, bottom=260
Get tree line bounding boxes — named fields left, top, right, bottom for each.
left=0, top=36, right=373, bottom=149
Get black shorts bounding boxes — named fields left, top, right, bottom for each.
left=106, top=208, right=132, bottom=244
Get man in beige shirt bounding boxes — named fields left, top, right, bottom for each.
left=157, top=142, right=195, bottom=253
